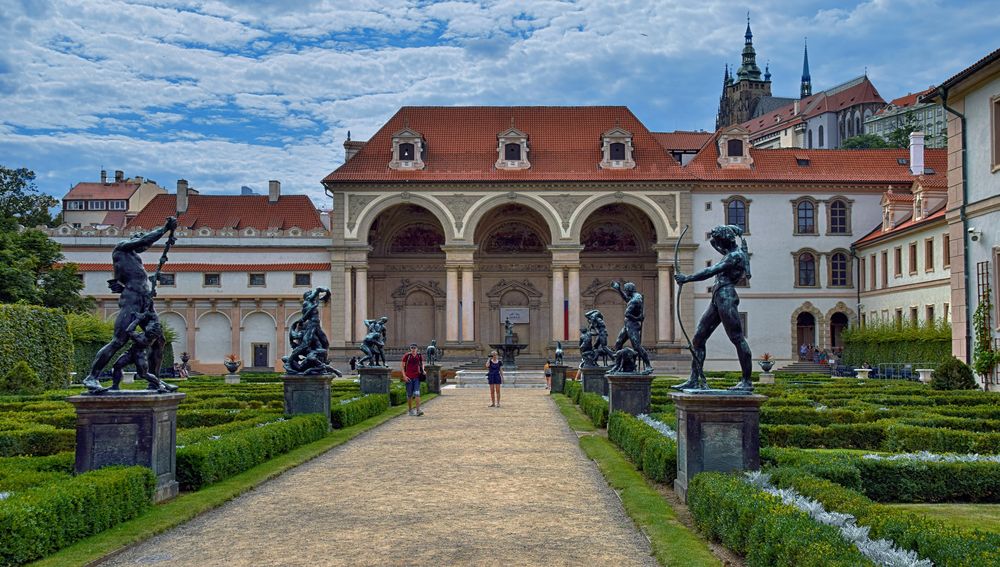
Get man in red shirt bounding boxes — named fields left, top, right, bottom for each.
left=401, top=343, right=425, bottom=416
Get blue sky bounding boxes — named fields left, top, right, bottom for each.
left=0, top=0, right=997, bottom=207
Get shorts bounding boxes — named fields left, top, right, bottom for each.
left=405, top=378, right=421, bottom=397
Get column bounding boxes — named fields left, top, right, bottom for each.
left=461, top=266, right=475, bottom=342
left=275, top=301, right=286, bottom=362
left=185, top=302, right=196, bottom=358
left=446, top=267, right=459, bottom=342
left=567, top=266, right=580, bottom=340
left=354, top=266, right=367, bottom=341
left=551, top=266, right=564, bottom=341
left=343, top=268, right=353, bottom=343
left=229, top=301, right=240, bottom=358
left=658, top=263, right=672, bottom=343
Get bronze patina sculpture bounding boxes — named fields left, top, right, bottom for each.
left=610, top=281, right=653, bottom=374
left=554, top=341, right=564, bottom=366
left=283, top=287, right=342, bottom=376
left=504, top=317, right=514, bottom=340
left=359, top=316, right=389, bottom=367
left=584, top=309, right=615, bottom=366
left=83, top=217, right=179, bottom=394
left=673, top=225, right=753, bottom=391
left=578, top=326, right=597, bottom=367
left=426, top=339, right=442, bottom=365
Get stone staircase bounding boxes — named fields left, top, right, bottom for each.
left=455, top=370, right=548, bottom=388
left=776, top=361, right=832, bottom=375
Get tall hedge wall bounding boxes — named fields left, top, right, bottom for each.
left=841, top=320, right=951, bottom=367
left=66, top=312, right=174, bottom=376
left=0, top=304, right=73, bottom=389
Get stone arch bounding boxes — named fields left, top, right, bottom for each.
left=352, top=193, right=456, bottom=242
left=159, top=311, right=187, bottom=362
left=464, top=193, right=561, bottom=244
left=195, top=311, right=232, bottom=364
left=790, top=302, right=825, bottom=358
left=241, top=311, right=277, bottom=369
left=568, top=193, right=671, bottom=244
left=240, top=309, right=276, bottom=327
left=826, top=301, right=856, bottom=352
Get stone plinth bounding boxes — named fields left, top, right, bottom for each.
left=581, top=366, right=608, bottom=396
left=359, top=366, right=391, bottom=395
left=916, top=369, right=934, bottom=383
left=68, top=391, right=186, bottom=502
left=122, top=371, right=135, bottom=384
left=224, top=374, right=241, bottom=384
left=550, top=364, right=568, bottom=394
left=670, top=391, right=766, bottom=502
left=425, top=364, right=442, bottom=394
left=757, top=372, right=774, bottom=385
left=282, top=374, right=332, bottom=430
left=855, top=368, right=871, bottom=380
left=607, top=373, right=653, bottom=415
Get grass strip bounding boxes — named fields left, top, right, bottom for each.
left=551, top=393, right=597, bottom=432
left=885, top=502, right=1000, bottom=533
left=30, top=397, right=428, bottom=567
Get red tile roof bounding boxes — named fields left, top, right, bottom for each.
left=916, top=174, right=948, bottom=190
left=878, top=87, right=936, bottom=114
left=883, top=189, right=914, bottom=203
left=101, top=211, right=127, bottom=228
left=65, top=182, right=140, bottom=200
left=651, top=131, right=712, bottom=151
left=742, top=76, right=885, bottom=137
left=72, top=263, right=331, bottom=272
left=324, top=106, right=687, bottom=183
left=129, top=194, right=324, bottom=231
left=854, top=207, right=947, bottom=247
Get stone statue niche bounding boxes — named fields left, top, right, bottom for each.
left=358, top=316, right=389, bottom=367
left=283, top=287, right=343, bottom=376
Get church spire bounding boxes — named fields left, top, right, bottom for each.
left=764, top=61, right=771, bottom=82
left=736, top=13, right=762, bottom=81
left=800, top=37, right=812, bottom=98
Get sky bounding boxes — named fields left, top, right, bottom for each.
left=0, top=0, right=997, bottom=208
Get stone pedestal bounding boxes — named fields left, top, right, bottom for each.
left=68, top=391, right=186, bottom=502
left=122, top=371, right=135, bottom=384
left=855, top=368, right=871, bottom=380
left=282, top=374, right=332, bottom=429
left=581, top=366, right=608, bottom=396
left=425, top=364, right=442, bottom=394
left=550, top=364, right=568, bottom=394
left=607, top=373, right=653, bottom=415
left=224, top=374, right=241, bottom=384
left=359, top=366, right=391, bottom=395
left=757, top=372, right=774, bottom=385
left=916, top=369, right=934, bottom=383
left=670, top=391, right=766, bottom=502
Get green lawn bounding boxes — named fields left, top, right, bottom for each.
left=885, top=503, right=1000, bottom=533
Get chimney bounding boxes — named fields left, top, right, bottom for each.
left=909, top=131, right=925, bottom=176
left=114, top=170, right=124, bottom=182
left=268, top=180, right=280, bottom=203
left=176, top=179, right=189, bottom=214
left=100, top=169, right=107, bottom=184
left=793, top=100, right=800, bottom=115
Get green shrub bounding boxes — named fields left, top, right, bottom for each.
left=687, top=472, right=868, bottom=566
left=578, top=392, right=609, bottom=428
left=564, top=380, right=583, bottom=404
left=0, top=424, right=75, bottom=457
left=931, top=357, right=978, bottom=390
left=176, top=414, right=328, bottom=490
left=640, top=435, right=677, bottom=484
left=0, top=304, right=73, bottom=390
left=883, top=424, right=1000, bottom=454
left=607, top=412, right=678, bottom=484
left=0, top=360, right=43, bottom=395
left=841, top=318, right=951, bottom=367
left=761, top=422, right=886, bottom=450
left=0, top=466, right=154, bottom=566
left=176, top=408, right=279, bottom=429
left=331, top=395, right=390, bottom=429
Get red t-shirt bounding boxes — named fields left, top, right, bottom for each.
left=402, top=353, right=423, bottom=379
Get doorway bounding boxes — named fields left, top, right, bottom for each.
left=796, top=312, right=817, bottom=356
left=252, top=343, right=269, bottom=368
left=829, top=312, right=849, bottom=350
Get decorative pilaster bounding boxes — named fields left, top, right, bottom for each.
left=657, top=263, right=673, bottom=343
left=461, top=266, right=475, bottom=342
left=442, top=244, right=478, bottom=345
left=446, top=267, right=459, bottom=342
left=354, top=265, right=368, bottom=341
left=551, top=266, right=565, bottom=341
left=567, top=266, right=580, bottom=339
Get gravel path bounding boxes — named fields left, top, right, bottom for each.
left=100, top=388, right=657, bottom=566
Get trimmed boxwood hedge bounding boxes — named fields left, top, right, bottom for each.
left=331, top=394, right=390, bottom=429
left=578, top=392, right=609, bottom=428
left=0, top=424, right=74, bottom=457
left=0, top=304, right=73, bottom=390
left=0, top=465, right=155, bottom=566
left=687, top=472, right=869, bottom=566
left=564, top=379, right=583, bottom=404
left=607, top=411, right=677, bottom=484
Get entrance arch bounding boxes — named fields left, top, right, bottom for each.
left=829, top=312, right=850, bottom=350
left=241, top=312, right=276, bottom=369
left=797, top=312, right=817, bottom=354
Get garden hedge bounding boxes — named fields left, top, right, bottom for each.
left=841, top=319, right=951, bottom=367
left=0, top=465, right=155, bottom=566
left=607, top=411, right=677, bottom=484
left=0, top=424, right=74, bottom=457
left=578, top=392, right=609, bottom=428
left=0, top=304, right=73, bottom=390
left=331, top=394, right=390, bottom=429
left=564, top=380, right=583, bottom=404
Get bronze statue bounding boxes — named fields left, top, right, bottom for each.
left=578, top=326, right=597, bottom=368
left=610, top=281, right=653, bottom=374
left=83, top=217, right=179, bottom=394
left=584, top=309, right=615, bottom=366
left=359, top=316, right=389, bottom=367
left=426, top=339, right=442, bottom=365
left=283, top=287, right=342, bottom=376
left=673, top=225, right=753, bottom=391
left=504, top=317, right=514, bottom=338
left=554, top=341, right=564, bottom=366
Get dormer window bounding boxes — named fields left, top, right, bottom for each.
left=599, top=127, right=636, bottom=169
left=389, top=127, right=426, bottom=170
left=717, top=126, right=753, bottom=169
left=496, top=126, right=530, bottom=170
left=727, top=139, right=744, bottom=156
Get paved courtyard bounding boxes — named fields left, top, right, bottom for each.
left=100, top=388, right=657, bottom=566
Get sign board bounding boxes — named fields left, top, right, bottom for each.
left=500, top=307, right=529, bottom=324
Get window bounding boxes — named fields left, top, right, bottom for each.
left=599, top=127, right=635, bottom=169
left=496, top=126, right=530, bottom=169
left=75, top=273, right=85, bottom=284
left=609, top=142, right=626, bottom=161
left=860, top=257, right=867, bottom=291
left=248, top=273, right=266, bottom=287
left=157, top=273, right=175, bottom=286
left=66, top=200, right=85, bottom=210
left=944, top=303, right=950, bottom=322
left=725, top=197, right=748, bottom=233
left=828, top=199, right=850, bottom=234
left=795, top=200, right=816, bottom=234
left=881, top=251, right=888, bottom=288
left=926, top=304, right=935, bottom=323
left=109, top=200, right=127, bottom=211
left=727, top=139, right=744, bottom=157
left=203, top=273, right=221, bottom=287
left=797, top=252, right=817, bottom=287
left=294, top=273, right=311, bottom=286
left=830, top=252, right=850, bottom=287
left=908, top=242, right=918, bottom=274
left=504, top=143, right=521, bottom=161
left=818, top=125, right=824, bottom=147
left=895, top=308, right=903, bottom=327
left=390, top=127, right=426, bottom=170
left=705, top=202, right=712, bottom=211
left=943, top=233, right=951, bottom=268
left=807, top=130, right=813, bottom=148
left=894, top=247, right=902, bottom=277
left=88, top=200, right=106, bottom=210
left=910, top=306, right=919, bottom=325
left=925, top=238, right=935, bottom=272
left=870, top=254, right=878, bottom=289
left=398, top=142, right=415, bottom=161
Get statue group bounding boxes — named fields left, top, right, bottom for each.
left=578, top=281, right=653, bottom=375
left=358, top=316, right=389, bottom=367
left=283, top=287, right=343, bottom=376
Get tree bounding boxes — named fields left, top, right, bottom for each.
left=841, top=134, right=890, bottom=149
left=885, top=114, right=921, bottom=149
left=0, top=166, right=57, bottom=227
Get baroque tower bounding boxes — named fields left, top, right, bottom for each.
left=715, top=15, right=773, bottom=130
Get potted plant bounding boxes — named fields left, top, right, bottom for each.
left=757, top=352, right=774, bottom=373
left=224, top=353, right=241, bottom=374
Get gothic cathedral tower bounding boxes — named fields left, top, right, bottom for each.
left=715, top=16, right=773, bottom=130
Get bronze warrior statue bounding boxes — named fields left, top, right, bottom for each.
left=611, top=281, right=653, bottom=374
left=359, top=316, right=389, bottom=367
left=673, top=224, right=753, bottom=391
left=283, top=287, right=342, bottom=376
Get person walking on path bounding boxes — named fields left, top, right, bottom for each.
left=543, top=359, right=551, bottom=390
left=401, top=344, right=424, bottom=416
left=486, top=350, right=504, bottom=407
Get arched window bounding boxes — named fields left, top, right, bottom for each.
left=818, top=125, right=824, bottom=147
left=796, top=200, right=816, bottom=234
left=609, top=142, right=626, bottom=161
left=854, top=114, right=862, bottom=136
left=830, top=252, right=849, bottom=287
left=726, top=198, right=747, bottom=232
left=829, top=199, right=849, bottom=234
left=808, top=130, right=813, bottom=149
left=398, top=143, right=415, bottom=161
left=504, top=143, right=521, bottom=161
left=798, top=253, right=817, bottom=287
left=727, top=139, right=744, bottom=157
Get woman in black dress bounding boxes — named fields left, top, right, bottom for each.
left=486, top=351, right=504, bottom=407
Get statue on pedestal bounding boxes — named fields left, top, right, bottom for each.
left=554, top=341, right=564, bottom=366
left=585, top=309, right=615, bottom=366
left=283, top=287, right=342, bottom=376
left=359, top=316, right=389, bottom=367
left=610, top=281, right=653, bottom=374
left=425, top=339, right=442, bottom=365
left=83, top=216, right=179, bottom=394
left=672, top=224, right=753, bottom=391
left=578, top=326, right=597, bottom=368
left=504, top=317, right=514, bottom=341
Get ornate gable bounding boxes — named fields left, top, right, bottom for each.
left=599, top=126, right=636, bottom=169
left=389, top=127, right=426, bottom=170
left=496, top=126, right=530, bottom=170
